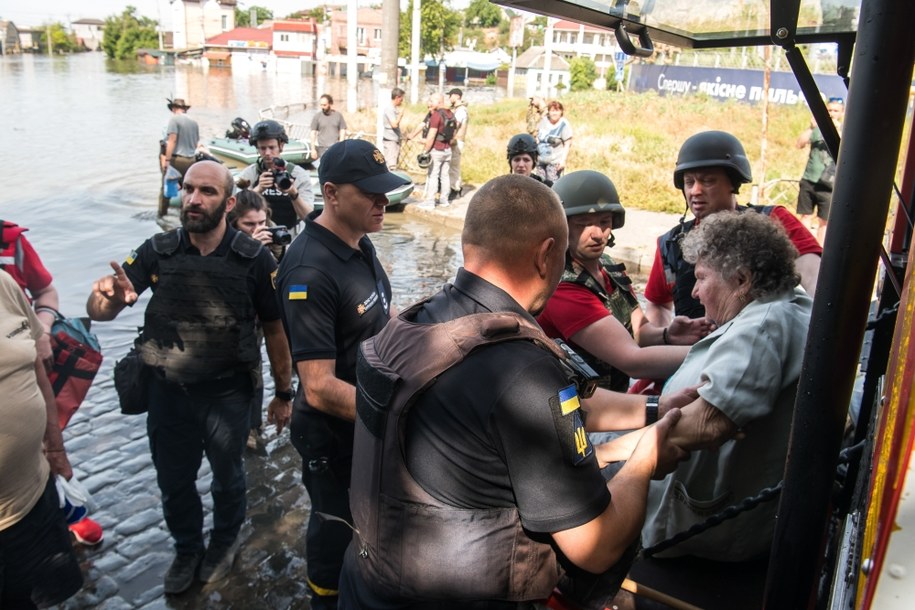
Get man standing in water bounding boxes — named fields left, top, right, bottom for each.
left=86, top=160, right=294, bottom=595
left=159, top=98, right=201, bottom=216
left=275, top=139, right=409, bottom=609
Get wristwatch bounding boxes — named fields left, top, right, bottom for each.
left=275, top=389, right=294, bottom=402
left=645, top=395, right=660, bottom=425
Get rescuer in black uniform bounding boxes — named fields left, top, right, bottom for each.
left=340, top=174, right=689, bottom=609
left=275, top=139, right=409, bottom=610
left=86, top=160, right=294, bottom=595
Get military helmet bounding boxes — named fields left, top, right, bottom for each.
left=416, top=152, right=432, bottom=169
left=673, top=130, right=752, bottom=190
left=506, top=133, right=538, bottom=161
left=248, top=119, right=289, bottom=146
left=552, top=170, right=625, bottom=229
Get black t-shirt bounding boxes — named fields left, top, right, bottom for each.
left=275, top=210, right=391, bottom=386
left=406, top=268, right=610, bottom=533
left=122, top=226, right=281, bottom=322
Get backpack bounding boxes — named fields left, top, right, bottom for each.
left=423, top=110, right=457, bottom=143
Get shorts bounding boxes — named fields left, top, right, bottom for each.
left=796, top=178, right=831, bottom=220
left=0, top=475, right=83, bottom=608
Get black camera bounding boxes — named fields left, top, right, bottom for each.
left=271, top=158, right=294, bottom=190
left=265, top=226, right=292, bottom=245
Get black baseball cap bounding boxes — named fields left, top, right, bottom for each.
left=448, top=88, right=463, bottom=96
left=318, top=140, right=410, bottom=194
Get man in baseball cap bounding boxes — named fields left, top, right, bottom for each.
left=274, top=138, right=407, bottom=609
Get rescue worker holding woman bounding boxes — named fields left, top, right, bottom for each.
left=340, top=175, right=693, bottom=609
left=538, top=170, right=712, bottom=395
left=237, top=119, right=314, bottom=233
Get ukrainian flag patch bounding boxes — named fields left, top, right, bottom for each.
left=558, top=384, right=581, bottom=415
left=288, top=284, right=308, bottom=300
left=125, top=250, right=138, bottom=265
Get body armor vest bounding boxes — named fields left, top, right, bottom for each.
left=351, top=302, right=571, bottom=601
left=560, top=254, right=638, bottom=392
left=139, top=229, right=262, bottom=384
left=659, top=205, right=774, bottom=318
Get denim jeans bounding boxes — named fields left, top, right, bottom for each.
left=147, top=373, right=252, bottom=554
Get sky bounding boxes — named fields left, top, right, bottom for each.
left=1, top=0, right=471, bottom=28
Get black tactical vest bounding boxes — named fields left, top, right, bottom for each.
left=138, top=229, right=262, bottom=384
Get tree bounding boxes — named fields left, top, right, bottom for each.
left=38, top=23, right=82, bottom=54
left=102, top=6, right=159, bottom=60
left=399, top=0, right=462, bottom=60
left=235, top=6, right=273, bottom=27
left=569, top=56, right=599, bottom=91
left=465, top=0, right=502, bottom=28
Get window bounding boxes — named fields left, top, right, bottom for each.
left=357, top=27, right=365, bottom=44
left=280, top=34, right=289, bottom=42
left=374, top=28, right=382, bottom=41
left=222, top=15, right=228, bottom=30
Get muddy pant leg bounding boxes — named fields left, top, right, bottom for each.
left=291, top=408, right=354, bottom=610
left=148, top=378, right=207, bottom=555
left=201, top=381, right=251, bottom=547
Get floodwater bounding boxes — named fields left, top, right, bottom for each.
left=0, top=52, right=464, bottom=608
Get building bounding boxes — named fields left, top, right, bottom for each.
left=549, top=19, right=621, bottom=77
left=170, top=0, right=236, bottom=51
left=203, top=26, right=272, bottom=68
left=17, top=27, right=40, bottom=52
left=71, top=18, right=104, bottom=51
left=325, top=6, right=382, bottom=58
left=515, top=46, right=571, bottom=98
left=272, top=19, right=318, bottom=67
left=0, top=20, right=20, bottom=54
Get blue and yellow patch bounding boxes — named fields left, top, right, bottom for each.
left=550, top=384, right=593, bottom=466
left=125, top=250, right=138, bottom=265
left=288, top=284, right=308, bottom=300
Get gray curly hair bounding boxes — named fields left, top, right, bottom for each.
left=681, top=211, right=800, bottom=300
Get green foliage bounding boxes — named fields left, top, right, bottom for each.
left=102, top=6, right=159, bottom=60
left=569, top=56, right=598, bottom=91
left=37, top=23, right=82, bottom=53
left=399, top=0, right=462, bottom=59
left=234, top=6, right=273, bottom=27
left=465, top=0, right=502, bottom=28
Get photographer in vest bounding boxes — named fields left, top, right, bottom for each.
left=644, top=130, right=822, bottom=326
left=237, top=119, right=314, bottom=234
left=87, top=160, right=294, bottom=595
left=538, top=171, right=711, bottom=395
left=340, top=175, right=692, bottom=609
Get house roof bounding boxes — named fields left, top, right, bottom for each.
left=273, top=20, right=316, bottom=33
left=206, top=27, right=272, bottom=46
left=515, top=46, right=570, bottom=70
left=72, top=19, right=104, bottom=25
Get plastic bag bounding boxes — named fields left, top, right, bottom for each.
left=163, top=165, right=181, bottom=198
left=56, top=474, right=96, bottom=524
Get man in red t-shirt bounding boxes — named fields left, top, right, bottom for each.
left=644, top=131, right=822, bottom=326
left=416, top=92, right=455, bottom=208
left=537, top=172, right=710, bottom=405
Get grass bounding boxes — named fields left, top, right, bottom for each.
left=346, top=90, right=813, bottom=214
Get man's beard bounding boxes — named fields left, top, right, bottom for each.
left=322, top=108, right=331, bottom=115
left=181, top=199, right=227, bottom=233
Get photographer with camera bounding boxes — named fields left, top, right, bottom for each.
left=238, top=120, right=313, bottom=235
left=228, top=189, right=288, bottom=450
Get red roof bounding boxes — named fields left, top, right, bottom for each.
left=553, top=19, right=613, bottom=33
left=206, top=27, right=273, bottom=46
left=273, top=20, right=316, bottom=33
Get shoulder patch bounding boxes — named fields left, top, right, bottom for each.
left=550, top=384, right=594, bottom=466
left=288, top=284, right=308, bottom=300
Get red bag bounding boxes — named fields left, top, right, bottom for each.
left=43, top=310, right=104, bottom=429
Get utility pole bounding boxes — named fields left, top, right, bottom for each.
left=46, top=24, right=53, bottom=56
left=378, top=0, right=400, bottom=86
left=410, top=0, right=421, bottom=104
left=346, top=0, right=357, bottom=115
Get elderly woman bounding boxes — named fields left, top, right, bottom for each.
left=536, top=100, right=573, bottom=183
left=600, top=211, right=811, bottom=566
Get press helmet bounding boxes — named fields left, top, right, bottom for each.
left=506, top=133, right=538, bottom=161
left=673, top=130, right=752, bottom=191
left=248, top=119, right=289, bottom=146
left=231, top=117, right=251, bottom=138
left=417, top=152, right=432, bottom=169
left=552, top=170, right=625, bottom=229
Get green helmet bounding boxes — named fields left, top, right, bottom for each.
left=552, top=170, right=625, bottom=229
left=673, top=130, right=752, bottom=190
left=248, top=119, right=289, bottom=146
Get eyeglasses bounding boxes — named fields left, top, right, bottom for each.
left=828, top=96, right=845, bottom=104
